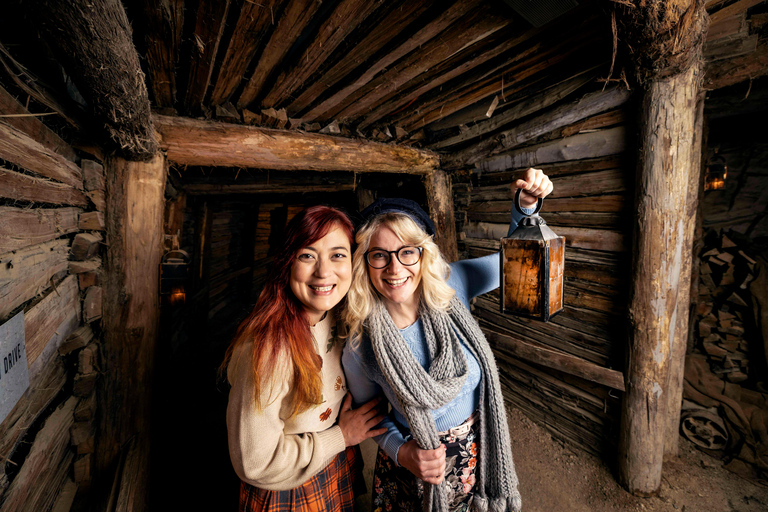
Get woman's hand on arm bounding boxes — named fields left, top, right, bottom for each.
left=514, top=167, right=553, bottom=207
left=397, top=440, right=447, bottom=485
left=338, top=394, right=388, bottom=447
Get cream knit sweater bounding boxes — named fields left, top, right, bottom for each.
left=226, top=313, right=348, bottom=490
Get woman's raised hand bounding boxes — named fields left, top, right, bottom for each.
left=514, top=167, right=553, bottom=208
left=338, top=394, right=387, bottom=447
left=397, top=440, right=447, bottom=485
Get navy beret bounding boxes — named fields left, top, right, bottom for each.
left=359, top=197, right=435, bottom=236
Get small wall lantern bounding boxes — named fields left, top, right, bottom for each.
left=704, top=152, right=727, bottom=191
left=500, top=189, right=565, bottom=322
left=161, top=250, right=190, bottom=306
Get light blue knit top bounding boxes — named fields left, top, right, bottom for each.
left=341, top=206, right=530, bottom=464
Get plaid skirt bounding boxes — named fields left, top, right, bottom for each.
left=239, top=446, right=363, bottom=512
left=372, top=413, right=480, bottom=512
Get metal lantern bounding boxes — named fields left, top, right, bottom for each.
left=500, top=189, right=565, bottom=322
left=161, top=249, right=190, bottom=306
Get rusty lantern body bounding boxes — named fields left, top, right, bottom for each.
left=500, top=190, right=565, bottom=322
left=161, top=249, right=190, bottom=306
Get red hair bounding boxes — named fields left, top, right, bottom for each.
left=222, top=206, right=354, bottom=417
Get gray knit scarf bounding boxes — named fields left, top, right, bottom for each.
left=368, top=296, right=521, bottom=512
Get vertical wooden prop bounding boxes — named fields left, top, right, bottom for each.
left=616, top=0, right=708, bottom=496
left=99, top=154, right=166, bottom=507
left=425, top=170, right=459, bottom=262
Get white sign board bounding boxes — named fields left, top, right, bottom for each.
left=0, top=311, right=29, bottom=424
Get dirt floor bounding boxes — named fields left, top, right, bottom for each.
left=356, top=406, right=768, bottom=511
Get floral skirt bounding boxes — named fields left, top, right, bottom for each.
left=372, top=413, right=480, bottom=512
left=239, top=445, right=363, bottom=512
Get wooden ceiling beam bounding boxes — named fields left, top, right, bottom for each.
left=209, top=0, right=286, bottom=106
left=236, top=0, right=324, bottom=110
left=154, top=115, right=440, bottom=174
left=141, top=0, right=184, bottom=109
left=285, top=0, right=434, bottom=116
left=260, top=0, right=384, bottom=109
left=301, top=0, right=483, bottom=122
left=328, top=6, right=511, bottom=123
left=183, top=0, right=231, bottom=113
left=356, top=23, right=541, bottom=130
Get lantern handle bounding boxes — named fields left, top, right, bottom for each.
left=162, top=249, right=191, bottom=263
left=514, top=188, right=543, bottom=216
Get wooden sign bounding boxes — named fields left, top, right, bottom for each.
left=0, top=311, right=29, bottom=424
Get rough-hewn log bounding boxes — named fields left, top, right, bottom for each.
left=484, top=329, right=625, bottom=391
left=141, top=0, right=185, bottom=109
left=0, top=167, right=88, bottom=207
left=704, top=40, right=768, bottom=89
left=476, top=126, right=627, bottom=173
left=209, top=0, right=285, bottom=106
left=24, top=275, right=80, bottom=367
left=261, top=0, right=384, bottom=108
left=183, top=173, right=356, bottom=195
left=615, top=0, right=707, bottom=496
left=236, top=0, right=324, bottom=109
left=0, top=123, right=83, bottom=188
left=443, top=87, right=631, bottom=169
left=0, top=86, right=77, bottom=161
left=31, top=0, right=157, bottom=160
left=301, top=0, right=481, bottom=121
left=424, top=170, right=458, bottom=262
left=99, top=154, right=165, bottom=505
left=286, top=0, right=434, bottom=115
left=183, top=0, right=231, bottom=113
left=0, top=207, right=81, bottom=254
left=0, top=239, right=70, bottom=321
left=154, top=115, right=439, bottom=173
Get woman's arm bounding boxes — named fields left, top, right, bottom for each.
left=226, top=347, right=346, bottom=490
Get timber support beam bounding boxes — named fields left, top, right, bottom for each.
left=616, top=0, right=708, bottom=496
left=153, top=115, right=440, bottom=174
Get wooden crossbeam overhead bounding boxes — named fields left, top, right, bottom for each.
left=260, top=0, right=384, bottom=109
left=330, top=5, right=511, bottom=123
left=209, top=0, right=285, bottom=106
left=355, top=22, right=543, bottom=130
left=398, top=32, right=604, bottom=132
left=236, top=0, right=324, bottom=109
left=142, top=0, right=184, bottom=109
left=284, top=0, right=434, bottom=116
left=301, top=0, right=482, bottom=122
left=183, top=0, right=231, bottom=112
left=153, top=115, right=440, bottom=173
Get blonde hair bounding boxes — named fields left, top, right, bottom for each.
left=345, top=212, right=455, bottom=343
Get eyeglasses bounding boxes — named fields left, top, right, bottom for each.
left=365, top=246, right=423, bottom=269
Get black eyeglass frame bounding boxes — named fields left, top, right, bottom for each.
left=364, top=246, right=423, bottom=269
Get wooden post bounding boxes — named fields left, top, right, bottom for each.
left=424, top=170, right=458, bottom=262
left=98, top=153, right=165, bottom=508
left=616, top=0, right=708, bottom=496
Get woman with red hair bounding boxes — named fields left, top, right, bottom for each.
left=223, top=205, right=386, bottom=511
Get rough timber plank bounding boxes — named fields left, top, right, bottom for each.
left=333, top=5, right=511, bottom=122
left=0, top=239, right=70, bottom=321
left=261, top=0, right=384, bottom=108
left=0, top=206, right=81, bottom=254
left=183, top=0, right=231, bottom=112
left=286, top=0, right=434, bottom=115
left=25, top=275, right=80, bottom=367
left=704, top=40, right=768, bottom=89
left=142, top=0, right=185, bottom=108
left=301, top=0, right=482, bottom=121
left=0, top=123, right=83, bottom=188
left=0, top=167, right=88, bottom=206
left=236, top=0, right=324, bottom=109
left=0, top=86, right=77, bottom=162
left=209, top=0, right=286, bottom=106
left=154, top=115, right=439, bottom=173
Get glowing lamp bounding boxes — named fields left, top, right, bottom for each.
left=161, top=250, right=190, bottom=306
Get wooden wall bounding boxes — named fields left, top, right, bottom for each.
left=0, top=87, right=104, bottom=510
left=443, top=83, right=634, bottom=456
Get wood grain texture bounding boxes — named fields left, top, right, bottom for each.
left=0, top=206, right=81, bottom=254
left=154, top=114, right=439, bottom=173
left=0, top=167, right=88, bottom=207
left=141, top=0, right=185, bottom=108
left=183, top=0, right=231, bottom=112
left=0, top=123, right=83, bottom=188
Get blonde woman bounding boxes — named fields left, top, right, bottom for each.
left=342, top=169, right=552, bottom=512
